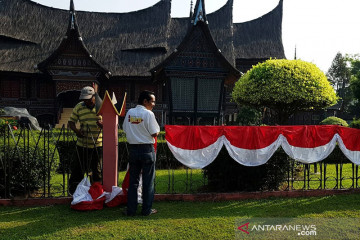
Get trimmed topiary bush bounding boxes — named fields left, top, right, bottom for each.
left=232, top=59, right=338, bottom=124
left=320, top=116, right=349, bottom=127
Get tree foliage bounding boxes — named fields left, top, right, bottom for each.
left=348, top=55, right=360, bottom=103
left=327, top=52, right=353, bottom=113
left=232, top=59, right=338, bottom=124
left=350, top=77, right=360, bottom=102
left=327, top=52, right=351, bottom=90
left=350, top=118, right=360, bottom=129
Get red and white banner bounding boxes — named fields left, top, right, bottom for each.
left=165, top=125, right=360, bottom=169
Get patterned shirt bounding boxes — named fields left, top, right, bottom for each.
left=69, top=102, right=102, bottom=148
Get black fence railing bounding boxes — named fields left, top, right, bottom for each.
left=0, top=125, right=359, bottom=199
left=285, top=161, right=359, bottom=190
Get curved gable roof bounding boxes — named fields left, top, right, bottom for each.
left=233, top=0, right=285, bottom=59
left=37, top=0, right=110, bottom=76
left=207, top=0, right=235, bottom=65
left=0, top=0, right=171, bottom=75
left=0, top=0, right=284, bottom=76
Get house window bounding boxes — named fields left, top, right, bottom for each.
left=197, top=78, right=222, bottom=113
left=171, top=77, right=195, bottom=112
left=0, top=80, right=20, bottom=98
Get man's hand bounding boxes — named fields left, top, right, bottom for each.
left=69, top=121, right=84, bottom=138
left=92, top=82, right=98, bottom=93
left=151, top=132, right=159, bottom=138
left=75, top=129, right=85, bottom=138
left=96, top=120, right=103, bottom=129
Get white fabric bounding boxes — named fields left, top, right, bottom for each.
left=281, top=134, right=338, bottom=164
left=4, top=107, right=42, bottom=130
left=105, top=186, right=124, bottom=203
left=167, top=133, right=360, bottom=169
left=337, top=136, right=360, bottom=165
left=123, top=105, right=160, bottom=144
left=137, top=174, right=143, bottom=204
left=105, top=175, right=143, bottom=204
left=167, top=136, right=225, bottom=169
left=71, top=177, right=107, bottom=205
left=71, top=177, right=92, bottom=205
left=224, top=135, right=283, bottom=167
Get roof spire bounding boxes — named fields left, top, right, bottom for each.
left=70, top=0, right=75, bottom=29
left=66, top=0, right=80, bottom=34
left=189, top=0, right=194, bottom=18
left=70, top=0, right=74, bottom=12
left=193, top=0, right=207, bottom=25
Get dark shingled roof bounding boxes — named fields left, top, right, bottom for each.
left=207, top=0, right=235, bottom=65
left=37, top=0, right=110, bottom=77
left=0, top=0, right=285, bottom=76
left=233, top=0, right=285, bottom=59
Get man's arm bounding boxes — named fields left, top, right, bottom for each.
left=148, top=112, right=160, bottom=138
left=68, top=121, right=84, bottom=138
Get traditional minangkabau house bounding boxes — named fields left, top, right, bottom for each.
left=0, top=0, right=285, bottom=127
left=151, top=0, right=241, bottom=125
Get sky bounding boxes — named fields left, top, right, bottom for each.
left=32, top=0, right=360, bottom=73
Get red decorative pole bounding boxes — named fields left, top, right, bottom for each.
left=97, top=91, right=126, bottom=192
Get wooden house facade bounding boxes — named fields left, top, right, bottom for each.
left=0, top=0, right=285, bottom=127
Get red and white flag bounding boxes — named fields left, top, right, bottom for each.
left=165, top=125, right=360, bottom=169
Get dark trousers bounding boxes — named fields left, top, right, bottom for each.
left=127, top=144, right=155, bottom=216
left=69, top=146, right=102, bottom=194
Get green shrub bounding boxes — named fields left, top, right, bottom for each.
left=350, top=118, right=360, bottom=129
left=0, top=119, right=5, bottom=128
left=56, top=140, right=77, bottom=174
left=204, top=148, right=291, bottom=192
left=232, top=59, right=338, bottom=124
left=320, top=116, right=348, bottom=127
left=323, top=145, right=351, bottom=164
left=236, top=106, right=262, bottom=125
left=0, top=128, right=60, bottom=197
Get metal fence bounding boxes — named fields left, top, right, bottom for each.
left=286, top=160, right=359, bottom=190
left=0, top=124, right=359, bottom=199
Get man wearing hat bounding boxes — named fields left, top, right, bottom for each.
left=68, top=85, right=103, bottom=194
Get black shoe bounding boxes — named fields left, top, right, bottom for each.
left=123, top=208, right=135, bottom=216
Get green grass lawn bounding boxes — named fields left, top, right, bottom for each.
left=1, top=193, right=359, bottom=240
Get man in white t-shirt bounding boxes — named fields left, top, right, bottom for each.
left=122, top=90, right=160, bottom=216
